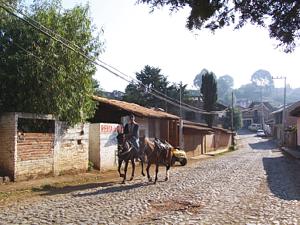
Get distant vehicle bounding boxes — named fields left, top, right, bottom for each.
left=256, top=129, right=266, bottom=137
left=248, top=123, right=262, bottom=131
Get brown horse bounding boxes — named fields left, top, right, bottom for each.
left=117, top=133, right=145, bottom=184
left=142, top=137, right=173, bottom=184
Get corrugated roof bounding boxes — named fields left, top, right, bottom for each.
left=93, top=96, right=179, bottom=120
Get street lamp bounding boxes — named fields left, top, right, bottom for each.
left=272, top=76, right=287, bottom=145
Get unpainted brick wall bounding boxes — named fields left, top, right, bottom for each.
left=14, top=132, right=54, bottom=181
left=17, top=133, right=54, bottom=161
left=0, top=113, right=16, bottom=178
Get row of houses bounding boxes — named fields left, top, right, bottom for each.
left=240, top=100, right=300, bottom=149
left=0, top=96, right=233, bottom=182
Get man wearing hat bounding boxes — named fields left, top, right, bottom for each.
left=124, top=114, right=140, bottom=153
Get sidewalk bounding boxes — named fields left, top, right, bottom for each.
left=281, top=147, right=300, bottom=159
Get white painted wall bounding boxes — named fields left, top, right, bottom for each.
left=89, top=123, right=119, bottom=171
left=99, top=123, right=119, bottom=170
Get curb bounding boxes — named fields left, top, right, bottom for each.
left=281, top=147, right=300, bottom=159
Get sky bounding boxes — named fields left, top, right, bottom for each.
left=33, top=0, right=300, bottom=91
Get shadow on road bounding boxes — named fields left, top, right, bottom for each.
left=263, top=156, right=300, bottom=200
left=32, top=181, right=116, bottom=196
left=249, top=139, right=277, bottom=151
left=237, top=129, right=255, bottom=135
left=73, top=182, right=151, bottom=197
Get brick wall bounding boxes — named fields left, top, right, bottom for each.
left=0, top=113, right=16, bottom=179
left=14, top=132, right=54, bottom=181
left=54, top=123, right=89, bottom=175
left=17, top=133, right=54, bottom=161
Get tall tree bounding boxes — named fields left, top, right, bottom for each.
left=251, top=69, right=274, bottom=98
left=193, top=68, right=208, bottom=90
left=217, top=75, right=234, bottom=105
left=201, top=71, right=217, bottom=127
left=138, top=0, right=300, bottom=52
left=0, top=0, right=104, bottom=124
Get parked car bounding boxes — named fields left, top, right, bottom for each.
left=171, top=148, right=187, bottom=166
left=256, top=129, right=266, bottom=137
left=248, top=123, right=262, bottom=131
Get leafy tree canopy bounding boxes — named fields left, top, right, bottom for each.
left=123, top=65, right=191, bottom=114
left=138, top=0, right=300, bottom=52
left=217, top=75, right=234, bottom=105
left=251, top=70, right=274, bottom=88
left=193, top=68, right=208, bottom=89
left=0, top=0, right=104, bottom=124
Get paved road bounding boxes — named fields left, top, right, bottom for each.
left=1, top=132, right=300, bottom=224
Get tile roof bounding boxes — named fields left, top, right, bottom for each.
left=93, top=96, right=179, bottom=120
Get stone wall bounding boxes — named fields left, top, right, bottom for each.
left=54, top=123, right=89, bottom=175
left=15, top=158, right=53, bottom=181
left=0, top=113, right=16, bottom=179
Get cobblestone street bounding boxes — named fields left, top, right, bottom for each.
left=1, top=131, right=300, bottom=225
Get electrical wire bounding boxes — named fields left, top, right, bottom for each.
left=0, top=2, right=228, bottom=115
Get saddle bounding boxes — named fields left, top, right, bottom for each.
left=154, top=138, right=169, bottom=154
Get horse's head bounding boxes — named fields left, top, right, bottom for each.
left=117, top=133, right=131, bottom=155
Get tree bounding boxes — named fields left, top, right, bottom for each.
left=123, top=65, right=169, bottom=108
left=193, top=68, right=208, bottom=90
left=251, top=70, right=274, bottom=88
left=200, top=71, right=217, bottom=127
left=138, top=0, right=300, bottom=52
left=222, top=107, right=242, bottom=131
left=0, top=0, right=104, bottom=124
left=217, top=75, right=234, bottom=105
left=251, top=69, right=274, bottom=98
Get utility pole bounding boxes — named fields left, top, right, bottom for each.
left=179, top=83, right=184, bottom=148
left=261, top=86, right=264, bottom=130
left=272, top=76, right=287, bottom=145
left=231, top=91, right=235, bottom=146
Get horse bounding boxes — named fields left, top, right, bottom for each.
left=142, top=137, right=173, bottom=184
left=117, top=133, right=145, bottom=184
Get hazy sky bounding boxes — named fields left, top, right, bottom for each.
left=54, top=1, right=300, bottom=91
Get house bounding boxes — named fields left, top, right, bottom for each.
left=272, top=101, right=300, bottom=146
left=241, top=101, right=275, bottom=128
left=90, top=96, right=233, bottom=169
left=290, top=106, right=300, bottom=149
left=182, top=120, right=233, bottom=157
left=90, top=96, right=180, bottom=170
left=0, top=112, right=89, bottom=181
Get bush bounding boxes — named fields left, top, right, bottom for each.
left=88, top=161, right=94, bottom=171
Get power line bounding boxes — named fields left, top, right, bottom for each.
left=0, top=2, right=227, bottom=115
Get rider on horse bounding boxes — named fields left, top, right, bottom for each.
left=124, top=114, right=140, bottom=155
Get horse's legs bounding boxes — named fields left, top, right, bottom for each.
left=146, top=162, right=152, bottom=182
left=130, top=159, right=135, bottom=181
left=122, top=160, right=129, bottom=184
left=154, top=162, right=159, bottom=184
left=140, top=154, right=145, bottom=177
left=118, top=159, right=124, bottom=178
left=165, top=164, right=170, bottom=181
